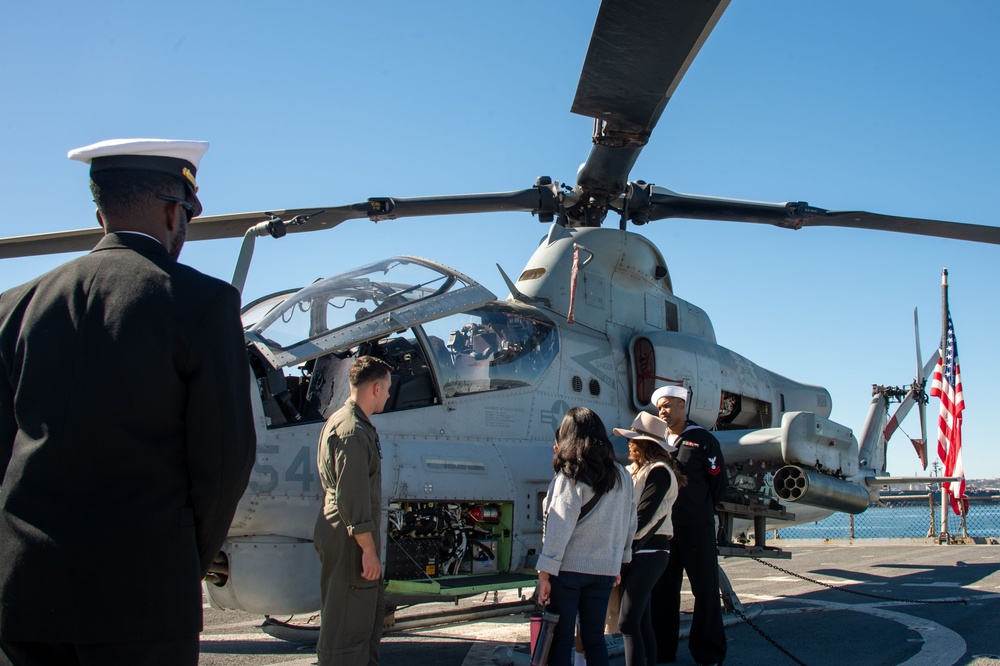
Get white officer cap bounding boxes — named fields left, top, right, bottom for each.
left=69, top=138, right=209, bottom=215
left=650, top=385, right=688, bottom=406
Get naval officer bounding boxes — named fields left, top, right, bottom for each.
left=0, top=139, right=256, bottom=665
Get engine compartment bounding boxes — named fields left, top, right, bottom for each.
left=385, top=500, right=513, bottom=581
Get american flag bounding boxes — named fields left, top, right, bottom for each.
left=929, top=313, right=966, bottom=515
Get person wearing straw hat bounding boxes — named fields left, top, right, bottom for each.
left=648, top=386, right=728, bottom=666
left=0, top=139, right=255, bottom=665
left=612, top=413, right=686, bottom=666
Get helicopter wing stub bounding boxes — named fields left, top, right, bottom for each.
left=572, top=0, right=730, bottom=201
left=639, top=187, right=1000, bottom=245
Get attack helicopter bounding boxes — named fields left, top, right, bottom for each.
left=1, top=0, right=998, bottom=622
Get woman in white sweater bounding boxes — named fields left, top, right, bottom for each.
left=613, top=412, right=686, bottom=666
left=536, top=407, right=637, bottom=666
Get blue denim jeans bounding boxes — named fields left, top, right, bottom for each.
left=546, top=570, right=616, bottom=666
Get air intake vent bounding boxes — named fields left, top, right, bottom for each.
left=589, top=379, right=600, bottom=396
left=572, top=376, right=583, bottom=392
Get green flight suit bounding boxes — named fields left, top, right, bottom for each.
left=313, top=398, right=384, bottom=666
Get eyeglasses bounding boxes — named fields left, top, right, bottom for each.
left=158, top=195, right=196, bottom=222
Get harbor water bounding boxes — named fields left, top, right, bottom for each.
left=768, top=496, right=1000, bottom=540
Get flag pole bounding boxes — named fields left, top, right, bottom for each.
left=939, top=268, right=949, bottom=541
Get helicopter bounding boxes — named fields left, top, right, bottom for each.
left=2, top=0, right=998, bottom=625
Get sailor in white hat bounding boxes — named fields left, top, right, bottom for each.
left=646, top=382, right=729, bottom=665
left=650, top=384, right=688, bottom=408
left=69, top=138, right=209, bottom=259
left=650, top=385, right=689, bottom=446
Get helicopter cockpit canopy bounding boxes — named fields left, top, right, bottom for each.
left=246, top=257, right=497, bottom=369
left=244, top=257, right=560, bottom=426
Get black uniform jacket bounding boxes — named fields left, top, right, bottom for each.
left=0, top=232, right=256, bottom=642
left=671, top=421, right=728, bottom=529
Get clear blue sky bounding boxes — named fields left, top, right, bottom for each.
left=2, top=2, right=998, bottom=478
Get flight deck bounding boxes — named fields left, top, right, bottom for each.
left=198, top=542, right=1000, bottom=666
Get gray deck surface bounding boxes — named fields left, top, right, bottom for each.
left=199, top=542, right=1000, bottom=666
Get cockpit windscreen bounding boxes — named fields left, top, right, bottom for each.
left=252, top=258, right=461, bottom=350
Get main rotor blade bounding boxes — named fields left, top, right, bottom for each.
left=573, top=0, right=730, bottom=197
left=643, top=188, right=1000, bottom=245
left=0, top=208, right=345, bottom=260
left=573, top=0, right=730, bottom=133
left=0, top=189, right=547, bottom=260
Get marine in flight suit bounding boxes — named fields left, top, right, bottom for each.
left=313, top=356, right=393, bottom=666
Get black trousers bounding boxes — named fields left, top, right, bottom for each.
left=0, top=634, right=199, bottom=666
left=651, top=524, right=726, bottom=664
left=618, top=549, right=670, bottom=666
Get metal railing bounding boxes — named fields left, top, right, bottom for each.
left=766, top=495, right=1000, bottom=542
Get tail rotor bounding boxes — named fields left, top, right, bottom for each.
left=879, top=308, right=938, bottom=470
left=912, top=309, right=930, bottom=469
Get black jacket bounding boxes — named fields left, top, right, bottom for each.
left=670, top=421, right=728, bottom=529
left=0, top=232, right=256, bottom=642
